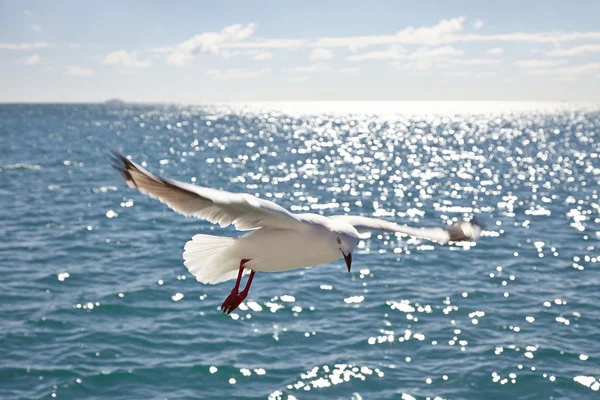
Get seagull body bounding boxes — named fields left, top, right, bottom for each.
left=184, top=216, right=359, bottom=283
left=110, top=151, right=481, bottom=314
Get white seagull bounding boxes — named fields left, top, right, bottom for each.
left=110, top=151, right=482, bottom=314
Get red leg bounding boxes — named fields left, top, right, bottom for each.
left=221, top=259, right=253, bottom=314
left=240, top=270, right=255, bottom=296
left=231, top=260, right=246, bottom=293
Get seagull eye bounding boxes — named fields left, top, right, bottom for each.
left=336, top=237, right=342, bottom=245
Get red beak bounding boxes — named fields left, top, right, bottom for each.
left=342, top=251, right=352, bottom=272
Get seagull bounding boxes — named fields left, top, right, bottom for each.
left=110, top=151, right=482, bottom=314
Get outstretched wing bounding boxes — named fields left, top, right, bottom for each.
left=330, top=215, right=482, bottom=244
left=110, top=151, right=302, bottom=231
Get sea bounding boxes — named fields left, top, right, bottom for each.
left=1, top=102, right=599, bottom=400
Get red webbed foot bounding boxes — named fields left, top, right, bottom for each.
left=221, top=291, right=247, bottom=314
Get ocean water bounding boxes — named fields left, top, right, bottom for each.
left=1, top=102, right=599, bottom=400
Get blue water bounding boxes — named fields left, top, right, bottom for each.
left=1, top=102, right=599, bottom=400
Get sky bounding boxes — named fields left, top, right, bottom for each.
left=1, top=0, right=599, bottom=103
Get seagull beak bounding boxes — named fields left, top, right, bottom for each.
left=341, top=251, right=352, bottom=272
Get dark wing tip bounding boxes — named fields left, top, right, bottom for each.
left=107, top=148, right=137, bottom=188
left=447, top=219, right=483, bottom=242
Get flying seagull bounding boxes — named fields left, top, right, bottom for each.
left=110, top=151, right=482, bottom=314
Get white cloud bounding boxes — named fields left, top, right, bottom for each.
left=103, top=50, right=152, bottom=69
left=181, top=24, right=256, bottom=54
left=393, top=56, right=498, bottom=70
left=460, top=31, right=600, bottom=43
left=24, top=54, right=41, bottom=65
left=161, top=23, right=257, bottom=65
left=315, top=17, right=466, bottom=48
left=527, top=62, right=600, bottom=76
left=31, top=25, right=42, bottom=31
left=311, top=47, right=333, bottom=61
left=546, top=44, right=600, bottom=57
left=23, top=9, right=32, bottom=17
left=389, top=46, right=468, bottom=69
left=449, top=58, right=499, bottom=65
left=409, top=45, right=463, bottom=59
left=394, top=60, right=436, bottom=70
left=223, top=38, right=306, bottom=49
left=378, top=16, right=466, bottom=45
left=220, top=49, right=273, bottom=60
left=0, top=42, right=48, bottom=50
left=289, top=64, right=329, bottom=73
left=67, top=65, right=94, bottom=77
left=347, top=45, right=405, bottom=61
left=312, top=17, right=600, bottom=49
left=514, top=59, right=567, bottom=68
left=487, top=47, right=504, bottom=55
left=252, top=51, right=273, bottom=60
left=165, top=52, right=192, bottom=66
left=146, top=18, right=600, bottom=71
left=206, top=67, right=271, bottom=79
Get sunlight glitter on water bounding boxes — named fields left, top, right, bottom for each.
left=3, top=103, right=600, bottom=399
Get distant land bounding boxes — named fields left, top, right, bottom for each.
left=103, top=98, right=126, bottom=105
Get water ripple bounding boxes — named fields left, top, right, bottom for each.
left=0, top=103, right=599, bottom=399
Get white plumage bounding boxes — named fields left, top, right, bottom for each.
left=111, top=151, right=482, bottom=313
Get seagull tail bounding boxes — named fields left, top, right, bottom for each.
left=183, top=234, right=245, bottom=284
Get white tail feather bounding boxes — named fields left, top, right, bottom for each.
left=183, top=234, right=243, bottom=284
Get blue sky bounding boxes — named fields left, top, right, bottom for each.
left=1, top=0, right=599, bottom=102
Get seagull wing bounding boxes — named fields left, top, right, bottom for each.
left=110, top=151, right=302, bottom=231
left=330, top=215, right=482, bottom=244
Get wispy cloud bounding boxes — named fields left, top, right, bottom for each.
left=164, top=52, right=190, bottom=66
left=223, top=38, right=306, bottom=49
left=24, top=54, right=41, bottom=65
left=67, top=65, right=94, bottom=77
left=347, top=45, right=405, bottom=61
left=391, top=45, right=483, bottom=69
left=514, top=59, right=568, bottom=68
left=486, top=47, right=503, bottom=55
left=316, top=19, right=600, bottom=48
left=0, top=42, right=48, bottom=50
left=31, top=24, right=42, bottom=31
left=206, top=67, right=271, bottom=79
left=527, top=62, right=600, bottom=76
left=393, top=55, right=498, bottom=70
left=102, top=50, right=152, bottom=69
left=140, top=18, right=600, bottom=72
left=220, top=49, right=273, bottom=60
left=288, top=64, right=329, bottom=73
left=159, top=23, right=257, bottom=66
left=316, top=17, right=466, bottom=48
left=450, top=58, right=499, bottom=65
left=460, top=31, right=600, bottom=43
left=546, top=44, right=600, bottom=57
left=311, top=48, right=333, bottom=61
left=393, top=60, right=436, bottom=70
left=409, top=45, right=463, bottom=59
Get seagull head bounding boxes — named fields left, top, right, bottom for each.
left=333, top=224, right=360, bottom=272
